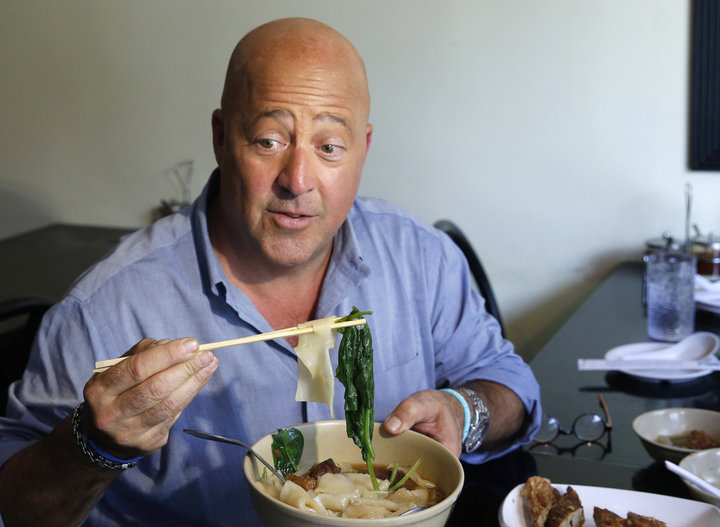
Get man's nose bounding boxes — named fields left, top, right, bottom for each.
left=277, top=146, right=315, bottom=197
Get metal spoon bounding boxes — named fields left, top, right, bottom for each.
left=400, top=506, right=428, bottom=515
left=183, top=429, right=286, bottom=483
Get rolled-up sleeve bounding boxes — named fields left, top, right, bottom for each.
left=429, top=230, right=542, bottom=463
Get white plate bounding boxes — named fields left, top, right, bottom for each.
left=604, top=342, right=719, bottom=382
left=498, top=482, right=720, bottom=527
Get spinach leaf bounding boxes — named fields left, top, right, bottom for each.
left=335, top=308, right=379, bottom=490
left=271, top=427, right=304, bottom=477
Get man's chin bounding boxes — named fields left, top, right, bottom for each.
left=261, top=240, right=331, bottom=270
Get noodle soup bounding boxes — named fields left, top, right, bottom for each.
left=244, top=420, right=464, bottom=527
left=257, top=460, right=445, bottom=518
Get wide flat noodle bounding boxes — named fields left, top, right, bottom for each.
left=262, top=467, right=439, bottom=518
left=294, top=317, right=337, bottom=417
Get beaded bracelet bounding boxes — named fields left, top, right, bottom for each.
left=439, top=388, right=471, bottom=443
left=72, top=403, right=143, bottom=470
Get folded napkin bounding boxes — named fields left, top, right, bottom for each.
left=695, top=274, right=720, bottom=306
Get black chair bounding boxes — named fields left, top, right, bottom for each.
left=0, top=297, right=53, bottom=416
left=433, top=220, right=504, bottom=336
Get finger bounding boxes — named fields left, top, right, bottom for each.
left=88, top=351, right=219, bottom=456
left=124, top=338, right=166, bottom=356
left=383, top=390, right=464, bottom=457
left=83, top=338, right=202, bottom=436
left=113, top=348, right=217, bottom=420
left=383, top=389, right=439, bottom=435
left=94, top=338, right=160, bottom=371
left=130, top=361, right=219, bottom=452
left=90, top=338, right=200, bottom=397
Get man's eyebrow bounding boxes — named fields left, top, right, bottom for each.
left=313, top=112, right=350, bottom=130
left=253, top=109, right=293, bottom=124
left=251, top=109, right=351, bottom=133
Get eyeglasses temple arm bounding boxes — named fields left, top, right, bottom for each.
left=598, top=394, right=613, bottom=429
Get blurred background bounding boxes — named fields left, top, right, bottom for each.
left=1, top=0, right=717, bottom=359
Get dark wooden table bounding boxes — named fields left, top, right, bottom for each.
left=450, top=262, right=720, bottom=526
left=0, top=223, right=133, bottom=302
left=527, top=262, right=720, bottom=488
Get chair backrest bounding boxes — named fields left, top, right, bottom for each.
left=0, top=297, right=53, bottom=416
left=433, top=220, right=504, bottom=336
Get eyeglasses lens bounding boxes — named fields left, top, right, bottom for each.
left=573, top=442, right=606, bottom=460
left=534, top=416, right=560, bottom=443
left=573, top=414, right=605, bottom=442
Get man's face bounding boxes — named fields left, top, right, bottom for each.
left=212, top=46, right=372, bottom=271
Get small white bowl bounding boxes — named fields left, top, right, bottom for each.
left=679, top=448, right=720, bottom=507
left=632, top=408, right=720, bottom=464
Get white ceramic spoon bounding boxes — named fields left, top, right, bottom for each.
left=665, top=460, right=720, bottom=499
left=626, top=332, right=719, bottom=360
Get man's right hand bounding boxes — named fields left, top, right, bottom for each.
left=82, top=337, right=218, bottom=460
left=0, top=338, right=218, bottom=526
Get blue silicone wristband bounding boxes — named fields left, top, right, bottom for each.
left=440, top=388, right=471, bottom=443
left=87, top=438, right=144, bottom=464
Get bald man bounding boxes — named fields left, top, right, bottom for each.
left=0, top=18, right=540, bottom=526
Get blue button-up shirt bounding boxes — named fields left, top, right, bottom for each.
left=0, top=171, right=540, bottom=526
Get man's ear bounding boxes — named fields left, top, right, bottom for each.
left=211, top=109, right=225, bottom=165
left=365, top=123, right=373, bottom=155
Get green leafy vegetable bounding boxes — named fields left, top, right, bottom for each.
left=387, top=458, right=422, bottom=492
left=271, top=427, right=304, bottom=477
left=335, top=308, right=378, bottom=490
left=270, top=309, right=421, bottom=495
left=388, top=462, right=399, bottom=486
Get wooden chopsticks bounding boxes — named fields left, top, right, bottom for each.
left=92, top=318, right=367, bottom=373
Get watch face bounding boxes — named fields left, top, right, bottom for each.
left=464, top=427, right=485, bottom=452
left=465, top=438, right=482, bottom=453
left=459, top=388, right=490, bottom=453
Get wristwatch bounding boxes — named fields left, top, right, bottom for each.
left=458, top=387, right=490, bottom=453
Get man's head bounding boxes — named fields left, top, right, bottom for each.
left=210, top=18, right=372, bottom=275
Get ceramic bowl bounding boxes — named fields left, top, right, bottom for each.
left=243, top=420, right=464, bottom=527
left=678, top=448, right=720, bottom=507
left=632, top=408, right=720, bottom=464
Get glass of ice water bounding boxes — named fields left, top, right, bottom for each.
left=645, top=251, right=696, bottom=342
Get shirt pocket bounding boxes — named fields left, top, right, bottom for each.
left=372, top=325, right=423, bottom=373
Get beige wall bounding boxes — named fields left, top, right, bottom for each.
left=2, top=1, right=718, bottom=359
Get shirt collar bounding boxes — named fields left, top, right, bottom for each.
left=317, top=213, right=371, bottom=317
left=191, top=168, right=227, bottom=300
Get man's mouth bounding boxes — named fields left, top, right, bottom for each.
left=271, top=209, right=311, bottom=218
left=268, top=209, right=315, bottom=228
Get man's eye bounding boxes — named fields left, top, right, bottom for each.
left=320, top=144, right=337, bottom=154
left=258, top=139, right=278, bottom=149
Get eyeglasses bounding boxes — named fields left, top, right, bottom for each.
left=528, top=435, right=612, bottom=460
left=534, top=395, right=613, bottom=444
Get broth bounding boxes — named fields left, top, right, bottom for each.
left=256, top=461, right=444, bottom=518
